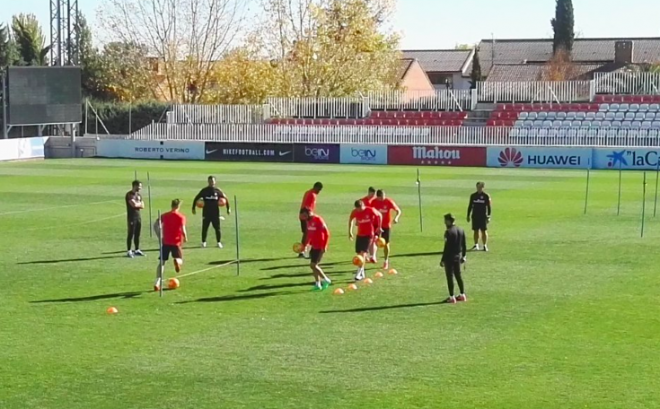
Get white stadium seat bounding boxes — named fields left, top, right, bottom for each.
left=552, top=120, right=563, bottom=127
left=605, top=112, right=615, bottom=120
left=650, top=104, right=660, bottom=112
left=510, top=128, right=520, bottom=137
left=622, top=122, right=632, bottom=129
left=533, top=120, right=544, bottom=127
left=609, top=103, right=620, bottom=111
left=632, top=121, right=642, bottom=129
left=650, top=129, right=660, bottom=138
left=557, top=112, right=567, bottom=120
left=595, top=112, right=606, bottom=120
left=576, top=112, right=586, bottom=120
left=546, top=112, right=557, bottom=120
left=529, top=128, right=539, bottom=137
left=615, top=112, right=625, bottom=121
left=630, top=104, right=640, bottom=112
left=519, top=129, right=529, bottom=137
left=519, top=112, right=529, bottom=120
left=586, top=112, right=596, bottom=120
left=537, top=112, right=548, bottom=120
left=602, top=121, right=612, bottom=128
left=527, top=112, right=538, bottom=120
left=619, top=103, right=630, bottom=112
left=562, top=120, right=573, bottom=127
left=635, top=113, right=646, bottom=121
left=592, top=120, right=602, bottom=128
left=641, top=121, right=652, bottom=129
left=539, top=129, right=548, bottom=137
left=640, top=104, right=650, bottom=112
left=599, top=104, right=609, bottom=112
left=566, top=112, right=577, bottom=120
left=524, top=120, right=534, bottom=128
left=625, top=112, right=635, bottom=121
left=646, top=113, right=656, bottom=121
left=653, top=121, right=660, bottom=129
left=612, top=120, right=623, bottom=128
left=543, top=120, right=553, bottom=128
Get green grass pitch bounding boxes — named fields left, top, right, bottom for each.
left=1, top=159, right=660, bottom=409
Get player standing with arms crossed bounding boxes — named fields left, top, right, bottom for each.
left=374, top=189, right=401, bottom=270
left=467, top=181, right=492, bottom=251
left=441, top=213, right=467, bottom=304
left=299, top=182, right=323, bottom=259
left=300, top=208, right=332, bottom=291
left=349, top=200, right=382, bottom=281
left=192, top=176, right=230, bottom=248
left=125, top=180, right=145, bottom=258
left=153, top=199, right=188, bottom=291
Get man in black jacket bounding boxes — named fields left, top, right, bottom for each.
left=192, top=176, right=231, bottom=248
left=441, top=213, right=467, bottom=304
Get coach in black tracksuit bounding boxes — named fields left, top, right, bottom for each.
left=441, top=213, right=467, bottom=304
left=192, top=176, right=231, bottom=248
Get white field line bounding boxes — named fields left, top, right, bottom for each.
left=175, top=260, right=237, bottom=279
left=0, top=199, right=119, bottom=216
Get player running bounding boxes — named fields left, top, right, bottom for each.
left=467, top=181, right=492, bottom=251
left=299, top=182, right=323, bottom=259
left=300, top=208, right=332, bottom=291
left=192, top=176, right=230, bottom=249
left=153, top=199, right=188, bottom=291
left=125, top=180, right=145, bottom=258
left=441, top=213, right=467, bottom=304
left=374, top=189, right=401, bottom=270
left=349, top=199, right=382, bottom=281
left=361, top=186, right=377, bottom=208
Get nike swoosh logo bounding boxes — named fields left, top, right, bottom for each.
left=279, top=151, right=291, bottom=156
left=206, top=149, right=218, bottom=154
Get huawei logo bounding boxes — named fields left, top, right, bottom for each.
left=498, top=147, right=523, bottom=167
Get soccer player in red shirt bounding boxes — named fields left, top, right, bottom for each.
left=361, top=186, right=377, bottom=208
left=299, top=182, right=323, bottom=259
left=300, top=208, right=332, bottom=291
left=153, top=199, right=188, bottom=291
left=374, top=189, right=402, bottom=270
left=349, top=199, right=382, bottom=281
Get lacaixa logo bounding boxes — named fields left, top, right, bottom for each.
left=498, top=147, right=524, bottom=167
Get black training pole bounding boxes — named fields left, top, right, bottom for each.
left=234, top=195, right=240, bottom=276
left=134, top=170, right=137, bottom=181
left=147, top=172, right=153, bottom=238
left=654, top=154, right=660, bottom=217
left=157, top=210, right=164, bottom=297
left=641, top=172, right=648, bottom=238
left=416, top=168, right=423, bottom=232
left=583, top=167, right=590, bottom=215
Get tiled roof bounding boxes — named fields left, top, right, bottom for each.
left=478, top=37, right=660, bottom=75
left=402, top=49, right=472, bottom=73
left=486, top=63, right=606, bottom=82
left=397, top=58, right=415, bottom=80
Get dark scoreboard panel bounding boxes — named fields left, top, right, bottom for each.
left=7, top=66, right=82, bottom=125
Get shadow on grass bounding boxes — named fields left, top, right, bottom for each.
left=209, top=257, right=291, bottom=266
left=31, top=291, right=146, bottom=303
left=392, top=251, right=442, bottom=259
left=18, top=255, right=125, bottom=265
left=261, top=269, right=356, bottom=281
left=319, top=301, right=446, bottom=314
left=177, top=291, right=299, bottom=304
left=260, top=260, right=350, bottom=271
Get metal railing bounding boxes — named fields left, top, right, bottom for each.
left=594, top=72, right=660, bottom=95
left=365, top=89, right=472, bottom=112
left=478, top=81, right=594, bottom=103
left=167, top=104, right=266, bottom=124
left=267, top=96, right=368, bottom=119
left=125, top=123, right=660, bottom=147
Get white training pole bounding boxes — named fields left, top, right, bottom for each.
left=147, top=172, right=153, bottom=238
left=157, top=210, right=164, bottom=297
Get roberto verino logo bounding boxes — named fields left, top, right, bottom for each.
left=498, top=147, right=524, bottom=167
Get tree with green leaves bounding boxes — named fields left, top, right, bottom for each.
left=0, top=24, right=18, bottom=67
left=470, top=48, right=482, bottom=89
left=98, top=41, right=155, bottom=102
left=75, top=13, right=107, bottom=99
left=11, top=14, right=51, bottom=65
left=551, top=0, right=575, bottom=55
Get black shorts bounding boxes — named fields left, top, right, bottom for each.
left=355, top=236, right=371, bottom=254
left=160, top=245, right=182, bottom=261
left=381, top=228, right=391, bottom=243
left=300, top=219, right=307, bottom=234
left=309, top=249, right=325, bottom=264
left=444, top=260, right=462, bottom=276
left=472, top=217, right=488, bottom=232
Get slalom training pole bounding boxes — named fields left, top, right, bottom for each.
left=157, top=210, right=164, bottom=297
left=641, top=172, right=648, bottom=238
left=416, top=168, right=423, bottom=232
left=583, top=167, right=590, bottom=215
left=134, top=170, right=138, bottom=181
left=654, top=154, right=660, bottom=217
left=617, top=161, right=623, bottom=216
left=234, top=195, right=240, bottom=276
left=147, top=171, right=153, bottom=238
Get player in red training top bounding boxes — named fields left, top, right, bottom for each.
left=153, top=199, right=188, bottom=291
left=299, top=182, right=323, bottom=259
left=300, top=208, right=332, bottom=291
left=361, top=186, right=377, bottom=208
left=374, top=189, right=402, bottom=270
left=349, top=199, right=382, bottom=281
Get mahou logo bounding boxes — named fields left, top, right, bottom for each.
left=498, top=147, right=524, bottom=167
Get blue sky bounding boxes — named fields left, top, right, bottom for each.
left=1, top=0, right=658, bottom=49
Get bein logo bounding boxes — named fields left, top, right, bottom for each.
left=498, top=147, right=524, bottom=167
left=305, top=147, right=330, bottom=161
left=351, top=148, right=377, bottom=162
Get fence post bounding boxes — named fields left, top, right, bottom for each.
left=470, top=88, right=478, bottom=110
left=589, top=80, right=596, bottom=102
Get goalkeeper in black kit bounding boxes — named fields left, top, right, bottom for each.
left=192, top=176, right=231, bottom=248
left=467, top=181, right=492, bottom=252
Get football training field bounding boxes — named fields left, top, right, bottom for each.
left=1, top=159, right=659, bottom=409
